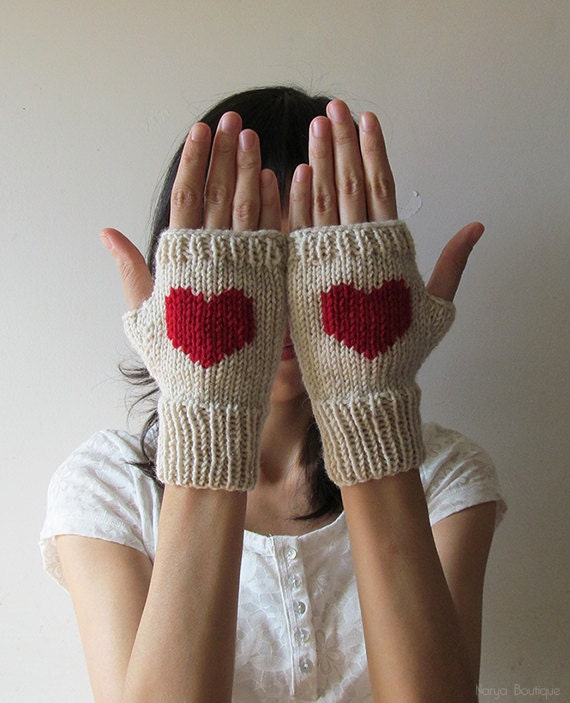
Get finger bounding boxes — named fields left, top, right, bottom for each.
left=204, top=111, right=242, bottom=229
left=259, top=169, right=282, bottom=231
left=288, top=164, right=312, bottom=231
left=359, top=111, right=397, bottom=222
left=169, top=122, right=211, bottom=229
left=427, top=222, right=485, bottom=302
left=100, top=228, right=154, bottom=310
left=309, top=116, right=338, bottom=226
left=232, top=129, right=261, bottom=231
left=326, top=100, right=367, bottom=224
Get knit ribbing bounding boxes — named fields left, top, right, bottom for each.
left=313, top=387, right=425, bottom=485
left=157, top=398, right=266, bottom=489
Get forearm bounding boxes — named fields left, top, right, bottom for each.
left=341, top=470, right=477, bottom=703
left=121, top=485, right=246, bottom=703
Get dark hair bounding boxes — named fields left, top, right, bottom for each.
left=125, top=85, right=343, bottom=521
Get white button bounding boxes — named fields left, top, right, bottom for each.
left=285, top=546, right=297, bottom=561
left=294, top=600, right=306, bottom=615
left=299, top=657, right=313, bottom=674
left=295, top=628, right=310, bottom=643
left=289, top=574, right=301, bottom=588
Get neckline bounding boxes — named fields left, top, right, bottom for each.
left=243, top=510, right=347, bottom=556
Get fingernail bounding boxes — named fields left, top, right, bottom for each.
left=327, top=100, right=349, bottom=123
left=99, top=232, right=114, bottom=251
left=311, top=117, right=329, bottom=138
left=220, top=112, right=238, bottom=132
left=295, top=164, right=310, bottom=182
left=360, top=112, right=378, bottom=132
left=239, top=129, right=256, bottom=150
left=191, top=123, right=209, bottom=141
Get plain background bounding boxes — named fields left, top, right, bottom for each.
left=2, top=1, right=568, bottom=701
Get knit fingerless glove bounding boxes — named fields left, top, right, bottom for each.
left=124, top=229, right=287, bottom=490
left=288, top=221, right=455, bottom=486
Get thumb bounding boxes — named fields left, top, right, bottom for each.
left=426, top=222, right=485, bottom=302
left=100, top=228, right=154, bottom=310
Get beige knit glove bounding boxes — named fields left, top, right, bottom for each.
left=123, top=228, right=287, bottom=490
left=288, top=220, right=455, bottom=486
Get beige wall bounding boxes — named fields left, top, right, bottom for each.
left=2, top=1, right=568, bottom=700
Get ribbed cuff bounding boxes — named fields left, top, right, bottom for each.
left=313, top=385, right=426, bottom=486
left=156, top=398, right=267, bottom=490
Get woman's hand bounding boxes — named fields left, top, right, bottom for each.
left=288, top=99, right=484, bottom=302
left=286, top=100, right=481, bottom=699
left=109, top=113, right=287, bottom=491
left=100, top=112, right=282, bottom=309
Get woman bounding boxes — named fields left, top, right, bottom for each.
left=40, top=86, right=506, bottom=702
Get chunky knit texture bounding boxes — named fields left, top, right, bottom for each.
left=288, top=220, right=455, bottom=485
left=123, top=228, right=287, bottom=490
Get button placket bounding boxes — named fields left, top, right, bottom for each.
left=274, top=538, right=318, bottom=700
left=294, top=599, right=307, bottom=616
left=285, top=546, right=297, bottom=561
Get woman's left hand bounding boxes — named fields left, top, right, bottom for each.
left=288, top=99, right=484, bottom=303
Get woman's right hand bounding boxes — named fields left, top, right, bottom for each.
left=108, top=114, right=287, bottom=490
left=100, top=112, right=282, bottom=309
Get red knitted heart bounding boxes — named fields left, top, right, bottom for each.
left=321, top=280, right=411, bottom=359
left=165, top=287, right=255, bottom=368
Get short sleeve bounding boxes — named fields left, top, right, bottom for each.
left=419, top=423, right=508, bottom=529
left=39, top=429, right=163, bottom=590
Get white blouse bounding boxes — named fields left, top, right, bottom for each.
left=40, top=423, right=507, bottom=702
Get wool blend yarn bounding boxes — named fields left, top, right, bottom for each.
left=288, top=220, right=455, bottom=486
left=124, top=228, right=287, bottom=490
